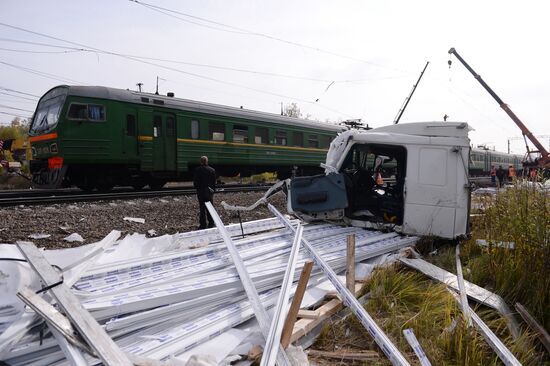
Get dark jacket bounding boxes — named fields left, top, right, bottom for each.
left=193, top=165, right=216, bottom=200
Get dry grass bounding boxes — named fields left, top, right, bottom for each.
left=312, top=265, right=545, bottom=365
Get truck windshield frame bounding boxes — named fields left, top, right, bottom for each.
left=29, top=87, right=68, bottom=135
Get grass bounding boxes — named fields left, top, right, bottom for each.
left=314, top=265, right=544, bottom=365
left=312, top=181, right=549, bottom=365
left=463, top=182, right=550, bottom=331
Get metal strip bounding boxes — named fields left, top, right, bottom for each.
left=455, top=245, right=472, bottom=326
left=261, top=224, right=303, bottom=366
left=268, top=204, right=411, bottom=366
left=448, top=292, right=521, bottom=366
left=403, top=328, right=431, bottom=366
left=205, top=202, right=291, bottom=366
left=16, top=241, right=133, bottom=366
left=399, top=257, right=520, bottom=338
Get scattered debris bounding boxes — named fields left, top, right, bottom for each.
left=515, top=302, right=550, bottom=354
left=307, top=349, right=379, bottom=362
left=124, top=217, right=145, bottom=224
left=475, top=239, right=515, bottom=249
left=403, top=328, right=431, bottom=366
left=147, top=229, right=157, bottom=237
left=27, top=233, right=51, bottom=239
left=63, top=233, right=84, bottom=243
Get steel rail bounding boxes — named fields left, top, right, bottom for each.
left=0, top=185, right=268, bottom=206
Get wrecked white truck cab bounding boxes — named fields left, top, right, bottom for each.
left=288, top=122, right=471, bottom=239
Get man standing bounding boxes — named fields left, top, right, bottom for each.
left=193, top=156, right=216, bottom=229
left=490, top=165, right=496, bottom=186
left=496, top=165, right=505, bottom=188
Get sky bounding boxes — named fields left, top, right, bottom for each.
left=1, top=0, right=549, bottom=154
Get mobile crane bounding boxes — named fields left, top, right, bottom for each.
left=448, top=47, right=550, bottom=169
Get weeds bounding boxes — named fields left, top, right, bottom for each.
left=314, top=265, right=544, bottom=365
left=465, top=183, right=549, bottom=331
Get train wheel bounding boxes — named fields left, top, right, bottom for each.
left=149, top=180, right=166, bottom=190
left=77, top=184, right=95, bottom=192
left=96, top=177, right=114, bottom=192
left=132, top=183, right=146, bottom=191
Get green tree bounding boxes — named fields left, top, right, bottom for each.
left=0, top=117, right=29, bottom=141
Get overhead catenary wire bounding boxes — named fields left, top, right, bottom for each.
left=129, top=0, right=413, bottom=75
left=0, top=60, right=84, bottom=85
left=0, top=22, right=353, bottom=118
left=0, top=37, right=401, bottom=84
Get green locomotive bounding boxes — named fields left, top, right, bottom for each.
left=28, top=85, right=344, bottom=190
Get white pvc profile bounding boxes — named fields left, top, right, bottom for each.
left=267, top=204, right=411, bottom=366
left=455, top=245, right=472, bottom=326
left=399, top=257, right=519, bottom=338
left=261, top=224, right=303, bottom=366
left=448, top=292, right=521, bottom=366
left=205, top=202, right=291, bottom=366
left=403, top=328, right=431, bottom=366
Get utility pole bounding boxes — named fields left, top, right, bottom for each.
left=394, top=61, right=429, bottom=124
left=136, top=83, right=143, bottom=92
left=155, top=76, right=159, bottom=95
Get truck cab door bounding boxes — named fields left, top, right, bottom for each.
left=288, top=173, right=348, bottom=220
left=402, top=145, right=468, bottom=238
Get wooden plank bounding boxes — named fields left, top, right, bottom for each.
left=289, top=298, right=343, bottom=343
left=296, top=309, right=319, bottom=320
left=307, top=349, right=380, bottom=361
left=16, top=241, right=133, bottom=366
left=346, top=234, right=356, bottom=293
left=515, top=302, right=550, bottom=354
left=280, top=260, right=313, bottom=349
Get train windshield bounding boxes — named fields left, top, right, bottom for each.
left=30, top=87, right=68, bottom=135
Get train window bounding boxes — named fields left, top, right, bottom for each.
left=320, top=135, right=330, bottom=149
left=293, top=132, right=304, bottom=147
left=255, top=127, right=268, bottom=144
left=275, top=130, right=287, bottom=145
left=191, top=120, right=199, bottom=139
left=209, top=122, right=225, bottom=141
left=67, top=103, right=87, bottom=120
left=308, top=134, right=319, bottom=148
left=126, top=115, right=136, bottom=136
left=153, top=115, right=162, bottom=138
left=166, top=117, right=175, bottom=137
left=233, top=125, right=248, bottom=143
left=88, top=105, right=105, bottom=121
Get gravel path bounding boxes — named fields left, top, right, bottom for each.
left=0, top=191, right=288, bottom=249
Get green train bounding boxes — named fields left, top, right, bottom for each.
left=469, top=148, right=523, bottom=176
left=28, top=85, right=344, bottom=190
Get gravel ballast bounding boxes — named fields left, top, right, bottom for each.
left=0, top=191, right=287, bottom=249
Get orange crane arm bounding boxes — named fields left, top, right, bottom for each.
left=448, top=47, right=549, bottom=168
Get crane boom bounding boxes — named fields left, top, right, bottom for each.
left=394, top=61, right=429, bottom=124
left=448, top=47, right=550, bottom=168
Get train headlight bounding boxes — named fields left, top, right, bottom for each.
left=48, top=156, right=64, bottom=169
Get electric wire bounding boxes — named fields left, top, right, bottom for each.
left=0, top=104, right=35, bottom=113
left=0, top=60, right=84, bottom=84
left=0, top=37, right=397, bottom=84
left=0, top=86, right=40, bottom=98
left=129, top=0, right=412, bottom=74
left=0, top=22, right=354, bottom=118
left=0, top=91, right=38, bottom=102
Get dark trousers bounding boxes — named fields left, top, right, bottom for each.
left=198, top=196, right=214, bottom=229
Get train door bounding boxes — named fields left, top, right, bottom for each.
left=152, top=113, right=176, bottom=171
left=122, top=107, right=138, bottom=157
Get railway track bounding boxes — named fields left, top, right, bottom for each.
left=0, top=184, right=270, bottom=207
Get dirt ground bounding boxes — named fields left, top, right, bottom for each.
left=0, top=190, right=287, bottom=249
